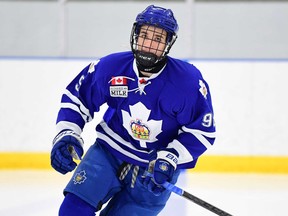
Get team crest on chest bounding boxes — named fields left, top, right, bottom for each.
left=122, top=102, right=162, bottom=148
left=130, top=119, right=150, bottom=140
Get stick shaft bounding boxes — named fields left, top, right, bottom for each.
left=144, top=171, right=233, bottom=215
left=182, top=190, right=232, bottom=216
left=163, top=181, right=233, bottom=216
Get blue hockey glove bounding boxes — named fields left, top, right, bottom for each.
left=51, top=130, right=84, bottom=174
left=141, top=149, right=178, bottom=196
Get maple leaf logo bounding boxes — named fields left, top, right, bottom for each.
left=122, top=102, right=162, bottom=148
left=73, top=170, right=87, bottom=184
left=199, top=79, right=208, bottom=99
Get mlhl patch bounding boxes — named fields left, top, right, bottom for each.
left=73, top=170, right=87, bottom=184
left=110, top=86, right=128, bottom=98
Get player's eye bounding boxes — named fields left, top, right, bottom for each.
left=139, top=33, right=148, bottom=39
left=154, top=37, right=162, bottom=42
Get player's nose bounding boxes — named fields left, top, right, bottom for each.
left=142, top=39, right=155, bottom=53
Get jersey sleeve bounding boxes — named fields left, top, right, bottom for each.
left=55, top=61, right=107, bottom=135
left=167, top=75, right=216, bottom=169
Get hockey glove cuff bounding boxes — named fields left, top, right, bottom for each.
left=51, top=130, right=84, bottom=174
left=151, top=149, right=178, bottom=184
left=141, top=149, right=178, bottom=196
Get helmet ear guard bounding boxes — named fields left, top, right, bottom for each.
left=130, top=5, right=178, bottom=72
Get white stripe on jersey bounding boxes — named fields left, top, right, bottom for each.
left=167, top=139, right=194, bottom=164
left=100, top=121, right=148, bottom=153
left=56, top=121, right=82, bottom=135
left=182, top=127, right=216, bottom=150
left=60, top=102, right=88, bottom=122
left=64, top=89, right=92, bottom=122
left=96, top=132, right=149, bottom=163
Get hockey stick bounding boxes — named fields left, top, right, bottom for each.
left=162, top=181, right=233, bottom=216
left=145, top=172, right=233, bottom=216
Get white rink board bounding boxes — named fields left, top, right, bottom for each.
left=0, top=58, right=288, bottom=157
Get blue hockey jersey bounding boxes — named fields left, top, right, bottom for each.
left=56, top=51, right=216, bottom=169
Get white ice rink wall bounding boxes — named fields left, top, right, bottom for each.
left=1, top=0, right=288, bottom=172
left=1, top=58, right=288, bottom=172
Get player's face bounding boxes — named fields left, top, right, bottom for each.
left=137, top=25, right=167, bottom=57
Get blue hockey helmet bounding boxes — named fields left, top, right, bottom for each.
left=135, top=5, right=178, bottom=40
left=130, top=5, right=179, bottom=72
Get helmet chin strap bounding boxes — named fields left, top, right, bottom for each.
left=135, top=51, right=167, bottom=74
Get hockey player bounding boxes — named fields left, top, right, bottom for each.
left=51, top=5, right=216, bottom=216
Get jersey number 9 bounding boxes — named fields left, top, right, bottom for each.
left=202, top=113, right=215, bottom=128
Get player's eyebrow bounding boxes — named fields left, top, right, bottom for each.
left=140, top=29, right=166, bottom=39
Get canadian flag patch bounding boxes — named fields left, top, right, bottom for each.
left=110, top=76, right=127, bottom=85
